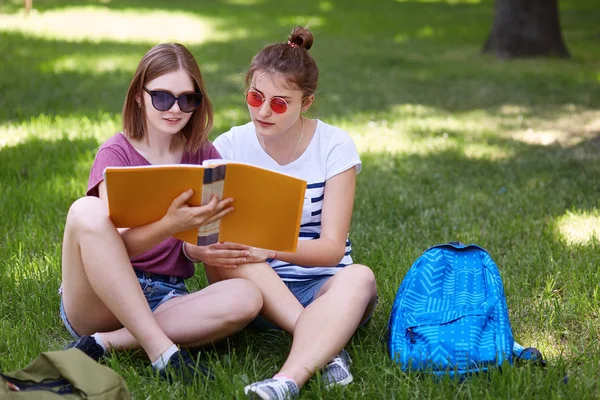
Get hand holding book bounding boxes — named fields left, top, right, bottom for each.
left=162, top=190, right=233, bottom=237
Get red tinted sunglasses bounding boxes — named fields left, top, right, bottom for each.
left=245, top=90, right=296, bottom=114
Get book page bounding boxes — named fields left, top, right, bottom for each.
left=104, top=165, right=204, bottom=245
left=218, top=163, right=306, bottom=252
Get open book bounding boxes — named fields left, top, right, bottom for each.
left=103, top=160, right=307, bottom=252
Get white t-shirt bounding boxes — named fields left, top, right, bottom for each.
left=213, top=119, right=362, bottom=281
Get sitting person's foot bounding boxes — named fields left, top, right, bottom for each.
left=65, top=335, right=105, bottom=362
left=154, top=347, right=213, bottom=384
left=322, top=348, right=353, bottom=388
left=244, top=376, right=299, bottom=399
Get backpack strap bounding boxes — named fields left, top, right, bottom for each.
left=1, top=372, right=76, bottom=394
left=512, top=341, right=546, bottom=366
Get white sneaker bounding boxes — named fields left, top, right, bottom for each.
left=244, top=377, right=299, bottom=399
left=322, top=349, right=353, bottom=388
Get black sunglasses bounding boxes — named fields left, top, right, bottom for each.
left=143, top=87, right=203, bottom=113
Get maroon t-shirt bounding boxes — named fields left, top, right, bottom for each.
left=87, top=133, right=221, bottom=278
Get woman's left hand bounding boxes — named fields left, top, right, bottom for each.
left=185, top=242, right=250, bottom=268
left=246, top=247, right=277, bottom=263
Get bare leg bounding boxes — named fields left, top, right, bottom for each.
left=61, top=196, right=174, bottom=362
left=208, top=262, right=377, bottom=388
left=97, top=279, right=263, bottom=350
left=207, top=262, right=303, bottom=334
left=277, top=264, right=377, bottom=387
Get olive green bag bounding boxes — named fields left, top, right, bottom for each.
left=0, top=349, right=130, bottom=399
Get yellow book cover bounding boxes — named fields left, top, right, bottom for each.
left=103, top=162, right=307, bottom=252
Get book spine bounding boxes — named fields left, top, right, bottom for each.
left=197, top=165, right=227, bottom=246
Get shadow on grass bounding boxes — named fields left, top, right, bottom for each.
left=1, top=132, right=599, bottom=395
left=1, top=0, right=598, bottom=126
left=0, top=135, right=99, bottom=253
left=355, top=131, right=600, bottom=270
left=1, top=0, right=599, bottom=395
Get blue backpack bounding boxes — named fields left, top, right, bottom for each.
left=388, top=242, right=543, bottom=377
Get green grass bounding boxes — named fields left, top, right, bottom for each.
left=1, top=0, right=599, bottom=398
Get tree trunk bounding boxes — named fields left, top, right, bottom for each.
left=483, top=0, right=570, bottom=59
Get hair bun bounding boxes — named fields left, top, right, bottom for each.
left=288, top=26, right=314, bottom=50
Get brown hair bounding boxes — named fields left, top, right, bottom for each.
left=122, top=43, right=213, bottom=153
left=245, top=26, right=319, bottom=97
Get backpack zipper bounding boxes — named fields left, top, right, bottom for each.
left=407, top=328, right=416, bottom=344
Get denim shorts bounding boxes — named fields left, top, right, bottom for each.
left=287, top=275, right=332, bottom=308
left=59, top=270, right=188, bottom=339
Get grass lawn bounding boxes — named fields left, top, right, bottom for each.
left=1, top=0, right=599, bottom=398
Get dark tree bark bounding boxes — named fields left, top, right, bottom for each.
left=483, top=0, right=570, bottom=59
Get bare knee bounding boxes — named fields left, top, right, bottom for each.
left=65, top=197, right=112, bottom=236
left=223, top=279, right=263, bottom=323
left=340, top=264, right=377, bottom=298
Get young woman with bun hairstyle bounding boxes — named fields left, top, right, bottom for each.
left=59, top=43, right=263, bottom=382
left=185, top=27, right=378, bottom=398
